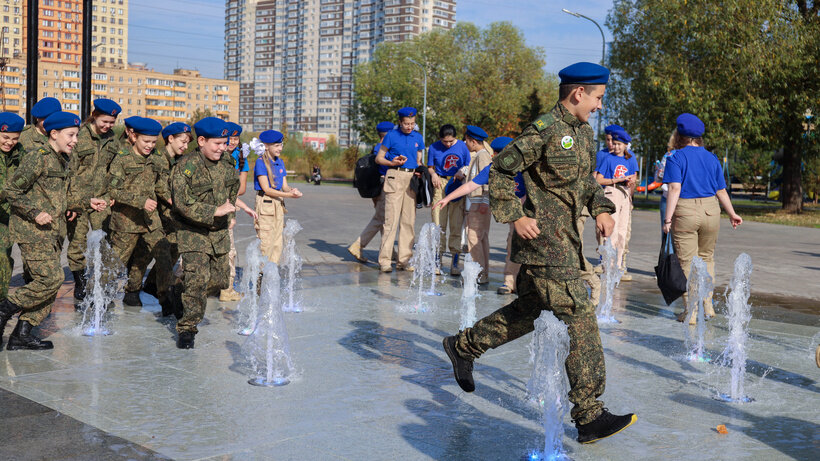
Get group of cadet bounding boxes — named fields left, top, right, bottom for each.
left=0, top=97, right=298, bottom=350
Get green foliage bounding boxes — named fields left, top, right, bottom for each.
left=343, top=145, right=360, bottom=170
left=733, top=149, right=773, bottom=197
left=606, top=0, right=820, bottom=211
left=353, top=22, right=557, bottom=146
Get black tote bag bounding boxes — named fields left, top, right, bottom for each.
left=655, top=233, right=688, bottom=305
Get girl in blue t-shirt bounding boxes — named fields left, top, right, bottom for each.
left=253, top=130, right=302, bottom=264
left=595, top=130, right=638, bottom=275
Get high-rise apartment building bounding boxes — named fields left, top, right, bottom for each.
left=225, top=0, right=456, bottom=145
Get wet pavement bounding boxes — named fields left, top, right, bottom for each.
left=1, top=183, right=818, bottom=460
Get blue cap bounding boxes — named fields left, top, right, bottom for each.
left=194, top=117, right=229, bottom=139
left=225, top=122, right=242, bottom=137
left=558, top=62, right=610, bottom=85
left=465, top=125, right=488, bottom=142
left=93, top=98, right=122, bottom=117
left=0, top=113, right=25, bottom=133
left=490, top=136, right=513, bottom=152
left=397, top=107, right=417, bottom=118
left=610, top=128, right=632, bottom=144
left=604, top=124, right=623, bottom=135
left=31, top=97, right=62, bottom=119
left=376, top=121, right=395, bottom=133
left=259, top=129, right=284, bottom=144
left=124, top=116, right=162, bottom=136
left=676, top=113, right=705, bottom=138
left=161, top=122, right=191, bottom=139
left=43, top=111, right=81, bottom=132
left=445, top=178, right=464, bottom=202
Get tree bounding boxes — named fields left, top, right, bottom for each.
left=353, top=22, right=557, bottom=146
left=606, top=0, right=819, bottom=212
left=186, top=108, right=214, bottom=127
left=733, top=149, right=772, bottom=198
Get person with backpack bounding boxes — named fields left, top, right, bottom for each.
left=348, top=121, right=393, bottom=263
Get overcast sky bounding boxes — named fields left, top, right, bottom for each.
left=128, top=0, right=615, bottom=80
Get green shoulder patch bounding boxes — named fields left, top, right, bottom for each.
left=183, top=162, right=194, bottom=177
left=118, top=149, right=130, bottom=156
left=532, top=114, right=556, bottom=132
left=37, top=147, right=50, bottom=156
left=495, top=148, right=523, bottom=173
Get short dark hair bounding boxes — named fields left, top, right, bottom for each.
left=671, top=129, right=703, bottom=150
left=398, top=115, right=416, bottom=124
left=559, top=83, right=603, bottom=101
left=438, top=124, right=456, bottom=139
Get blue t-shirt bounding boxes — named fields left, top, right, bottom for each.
left=254, top=157, right=287, bottom=191
left=382, top=129, right=424, bottom=169
left=427, top=140, right=470, bottom=177
left=231, top=147, right=250, bottom=173
left=373, top=142, right=388, bottom=175
left=663, top=146, right=726, bottom=198
left=596, top=154, right=639, bottom=180
left=473, top=166, right=526, bottom=198
left=595, top=148, right=610, bottom=171
left=513, top=172, right=527, bottom=198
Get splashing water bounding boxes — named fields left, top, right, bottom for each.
left=245, top=262, right=295, bottom=387
left=717, top=253, right=754, bottom=403
left=596, top=238, right=623, bottom=324
left=685, top=257, right=713, bottom=362
left=527, top=311, right=571, bottom=461
left=80, top=230, right=126, bottom=336
left=408, top=223, right=442, bottom=309
left=237, top=239, right=267, bottom=336
left=459, top=254, right=482, bottom=330
left=281, top=219, right=304, bottom=313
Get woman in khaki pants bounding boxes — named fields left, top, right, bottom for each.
left=662, top=113, right=742, bottom=324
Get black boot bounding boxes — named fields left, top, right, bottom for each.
left=6, top=320, right=54, bottom=350
left=442, top=335, right=475, bottom=392
left=142, top=271, right=158, bottom=299
left=176, top=331, right=195, bottom=349
left=72, top=270, right=87, bottom=302
left=122, top=291, right=142, bottom=307
left=0, top=298, right=23, bottom=349
left=167, top=286, right=184, bottom=320
left=575, top=409, right=637, bottom=444
left=158, top=293, right=174, bottom=317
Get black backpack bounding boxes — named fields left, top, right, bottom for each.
left=353, top=153, right=383, bottom=198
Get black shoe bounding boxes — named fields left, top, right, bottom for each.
left=159, top=295, right=174, bottom=317
left=122, top=291, right=142, bottom=307
left=168, top=286, right=183, bottom=320
left=6, top=320, right=54, bottom=350
left=176, top=331, right=195, bottom=349
left=0, top=298, right=23, bottom=349
left=72, top=270, right=87, bottom=302
left=142, top=275, right=158, bottom=299
left=575, top=409, right=637, bottom=444
left=442, top=335, right=475, bottom=392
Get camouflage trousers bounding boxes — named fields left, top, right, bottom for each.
left=66, top=209, right=109, bottom=272
left=176, top=251, right=229, bottom=334
left=110, top=229, right=172, bottom=298
left=9, top=240, right=65, bottom=326
left=455, top=266, right=606, bottom=425
left=0, top=246, right=12, bottom=300
left=124, top=230, right=178, bottom=296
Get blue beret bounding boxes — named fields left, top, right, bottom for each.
left=43, top=111, right=81, bottom=132
left=0, top=113, right=25, bottom=133
left=161, top=122, right=191, bottom=139
left=259, top=129, right=284, bottom=144
left=558, top=62, right=610, bottom=85
left=93, top=98, right=122, bottom=117
left=31, top=97, right=62, bottom=119
left=610, top=129, right=631, bottom=144
left=124, top=116, right=162, bottom=136
left=397, top=107, right=417, bottom=117
left=376, top=121, right=395, bottom=133
left=604, top=124, right=623, bottom=135
left=465, top=125, right=488, bottom=142
left=490, top=136, right=513, bottom=152
left=676, top=113, right=705, bottom=138
left=225, top=122, right=242, bottom=137
left=194, top=117, right=229, bottom=139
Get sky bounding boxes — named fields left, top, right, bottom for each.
left=127, top=0, right=616, bottom=80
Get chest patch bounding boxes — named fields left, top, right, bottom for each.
left=561, top=136, right=574, bottom=150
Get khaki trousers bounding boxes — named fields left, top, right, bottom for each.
left=355, top=189, right=386, bottom=249
left=503, top=223, right=520, bottom=289
left=577, top=208, right=601, bottom=304
left=672, top=196, right=720, bottom=320
left=255, top=193, right=285, bottom=264
left=603, top=186, right=632, bottom=271
left=465, top=203, right=491, bottom=282
left=379, top=169, right=416, bottom=268
left=431, top=181, right=465, bottom=253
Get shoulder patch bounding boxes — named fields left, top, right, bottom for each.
left=495, top=148, right=523, bottom=173
left=38, top=147, right=50, bottom=156
left=118, top=149, right=129, bottom=156
left=532, top=114, right=556, bottom=132
left=183, top=162, right=194, bottom=177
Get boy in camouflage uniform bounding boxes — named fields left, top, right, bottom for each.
left=0, top=113, right=26, bottom=303
left=442, top=63, right=637, bottom=444
left=170, top=117, right=238, bottom=349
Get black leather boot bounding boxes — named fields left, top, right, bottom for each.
left=122, top=291, right=142, bottom=307
left=6, top=320, right=54, bottom=350
left=159, top=293, right=175, bottom=317
left=72, top=270, right=87, bottom=302
left=142, top=271, right=158, bottom=299
left=0, top=298, right=23, bottom=349
left=176, top=331, right=195, bottom=349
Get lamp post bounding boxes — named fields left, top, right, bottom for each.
left=562, top=8, right=606, bottom=151
left=406, top=57, right=427, bottom=160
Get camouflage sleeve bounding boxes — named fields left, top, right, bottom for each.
left=489, top=126, right=544, bottom=223
left=108, top=155, right=147, bottom=210
left=0, top=154, right=8, bottom=217
left=229, top=169, right=240, bottom=205
left=171, top=163, right=216, bottom=228
left=153, top=159, right=171, bottom=205
left=584, top=175, right=615, bottom=217
left=2, top=151, right=45, bottom=221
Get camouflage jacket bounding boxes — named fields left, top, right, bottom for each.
left=69, top=124, right=120, bottom=212
left=0, top=143, right=25, bottom=247
left=490, top=103, right=615, bottom=278
left=153, top=146, right=177, bottom=231
left=171, top=149, right=239, bottom=255
left=2, top=144, right=71, bottom=244
left=18, top=125, right=48, bottom=155
left=108, top=147, right=170, bottom=234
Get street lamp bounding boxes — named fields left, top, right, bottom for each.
left=406, top=57, right=427, bottom=157
left=562, top=8, right=606, bottom=151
